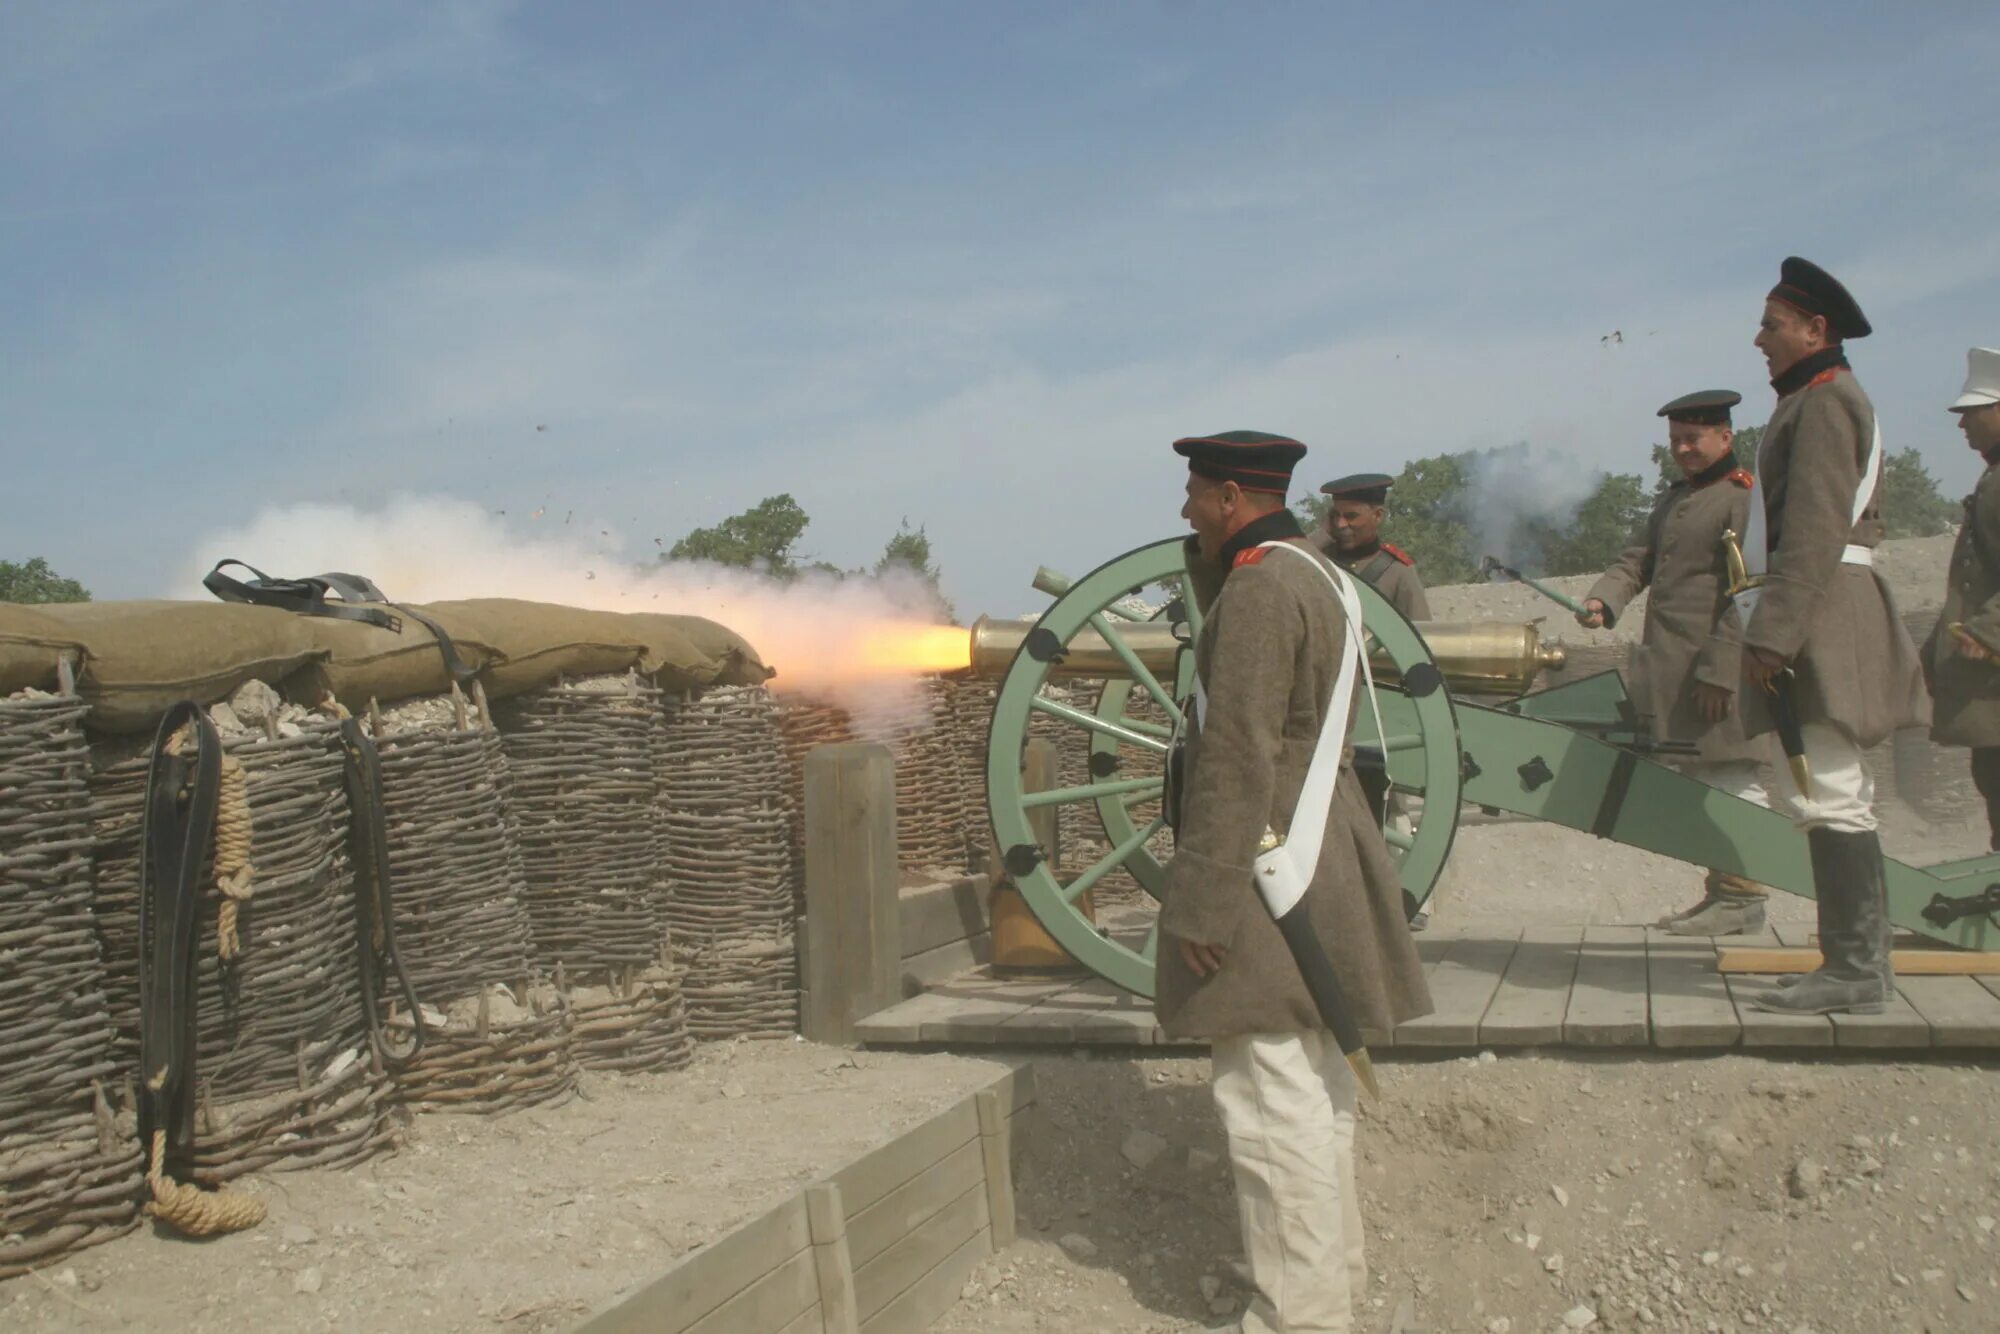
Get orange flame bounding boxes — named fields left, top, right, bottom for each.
left=854, top=623, right=973, bottom=677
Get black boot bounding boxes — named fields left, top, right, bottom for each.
left=1754, top=829, right=1889, bottom=1015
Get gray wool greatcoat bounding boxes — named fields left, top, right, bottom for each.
left=1926, top=456, right=2000, bottom=747
left=1308, top=529, right=1433, bottom=621
left=1156, top=537, right=1433, bottom=1042
left=1739, top=365, right=1929, bottom=748
left=1586, top=466, right=1762, bottom=762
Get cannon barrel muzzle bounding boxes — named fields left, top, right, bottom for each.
left=968, top=617, right=1567, bottom=696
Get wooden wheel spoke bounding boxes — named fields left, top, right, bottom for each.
left=1021, top=776, right=1165, bottom=810
left=1060, top=816, right=1167, bottom=905
left=1031, top=695, right=1171, bottom=752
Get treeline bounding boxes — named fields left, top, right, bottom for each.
left=1296, top=429, right=1957, bottom=586
left=662, top=493, right=954, bottom=620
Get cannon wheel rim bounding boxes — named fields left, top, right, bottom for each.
left=986, top=537, right=1462, bottom=999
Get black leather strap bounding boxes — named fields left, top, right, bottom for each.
left=137, top=702, right=221, bottom=1181
left=338, top=719, right=428, bottom=1066
left=204, top=559, right=477, bottom=685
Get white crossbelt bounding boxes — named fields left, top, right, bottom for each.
left=1191, top=542, right=1385, bottom=917
left=1736, top=415, right=1882, bottom=620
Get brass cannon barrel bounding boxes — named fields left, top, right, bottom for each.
left=968, top=617, right=1567, bottom=696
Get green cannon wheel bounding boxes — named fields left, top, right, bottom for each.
left=984, top=537, right=1463, bottom=998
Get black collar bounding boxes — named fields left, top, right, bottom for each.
left=1984, top=445, right=2000, bottom=468
left=1771, top=345, right=1850, bottom=397
left=1338, top=537, right=1382, bottom=564
left=1686, top=454, right=1738, bottom=489
left=1219, top=508, right=1305, bottom=568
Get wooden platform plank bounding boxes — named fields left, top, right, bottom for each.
left=1719, top=946, right=2000, bottom=976
left=854, top=990, right=974, bottom=1044
left=1897, top=976, right=2000, bottom=1048
left=1723, top=974, right=1835, bottom=1048
left=1768, top=923, right=1935, bottom=1047
left=1478, top=925, right=1581, bottom=1046
left=997, top=978, right=1156, bottom=1045
left=899, top=877, right=992, bottom=957
left=922, top=973, right=1081, bottom=1044
left=1647, top=932, right=1740, bottom=1049
left=1395, top=931, right=1521, bottom=1047
left=1563, top=925, right=1649, bottom=1047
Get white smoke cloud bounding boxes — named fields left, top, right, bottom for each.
left=1460, top=443, right=1611, bottom=573
left=174, top=495, right=960, bottom=736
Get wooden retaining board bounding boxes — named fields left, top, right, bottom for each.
left=579, top=1064, right=1034, bottom=1334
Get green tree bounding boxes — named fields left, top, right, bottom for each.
left=874, top=520, right=955, bottom=621
left=664, top=494, right=812, bottom=576
left=0, top=557, right=91, bottom=604
left=1880, top=446, right=1956, bottom=538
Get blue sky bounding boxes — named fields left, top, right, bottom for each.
left=6, top=1, right=1999, bottom=619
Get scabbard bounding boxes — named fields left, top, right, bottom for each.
left=1768, top=669, right=1813, bottom=797
left=1274, top=907, right=1380, bottom=1098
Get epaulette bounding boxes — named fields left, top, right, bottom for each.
left=1381, top=542, right=1415, bottom=566
left=1727, top=468, right=1754, bottom=489
left=1232, top=547, right=1271, bottom=570
left=1807, top=366, right=1845, bottom=389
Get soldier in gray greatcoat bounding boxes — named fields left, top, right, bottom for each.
left=1161, top=429, right=1432, bottom=1333
left=1578, top=390, right=1797, bottom=935
left=1739, top=257, right=1930, bottom=1016
left=1311, top=473, right=1432, bottom=621
left=1924, top=347, right=2000, bottom=846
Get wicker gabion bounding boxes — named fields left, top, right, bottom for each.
left=556, top=967, right=696, bottom=1073
left=778, top=681, right=971, bottom=882
left=368, top=691, right=582, bottom=1108
left=945, top=675, right=996, bottom=870
left=496, top=676, right=666, bottom=973
left=887, top=677, right=971, bottom=876
left=87, top=705, right=393, bottom=1181
left=382, top=985, right=576, bottom=1116
left=657, top=686, right=798, bottom=1040
left=0, top=690, right=144, bottom=1276
left=777, top=695, right=855, bottom=906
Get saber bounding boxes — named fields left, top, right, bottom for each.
left=1720, top=527, right=1811, bottom=796
left=1478, top=555, right=1592, bottom=618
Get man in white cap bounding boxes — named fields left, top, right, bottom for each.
left=1926, top=348, right=2000, bottom=846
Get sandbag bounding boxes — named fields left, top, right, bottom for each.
left=0, top=604, right=79, bottom=694
left=419, top=600, right=649, bottom=699
left=620, top=613, right=772, bottom=690
left=28, top=601, right=320, bottom=732
left=286, top=615, right=503, bottom=713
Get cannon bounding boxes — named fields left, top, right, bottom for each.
left=970, top=537, right=2000, bottom=998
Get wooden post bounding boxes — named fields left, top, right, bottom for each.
left=1022, top=737, right=1059, bottom=869
left=974, top=1088, right=1017, bottom=1250
left=802, top=743, right=902, bottom=1045
left=805, top=1182, right=860, bottom=1334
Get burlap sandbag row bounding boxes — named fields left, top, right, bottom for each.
left=1, top=598, right=773, bottom=730
left=0, top=602, right=322, bottom=731
left=291, top=600, right=770, bottom=711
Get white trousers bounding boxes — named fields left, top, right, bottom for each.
left=1210, top=1030, right=1362, bottom=1333
left=1681, top=724, right=1874, bottom=833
